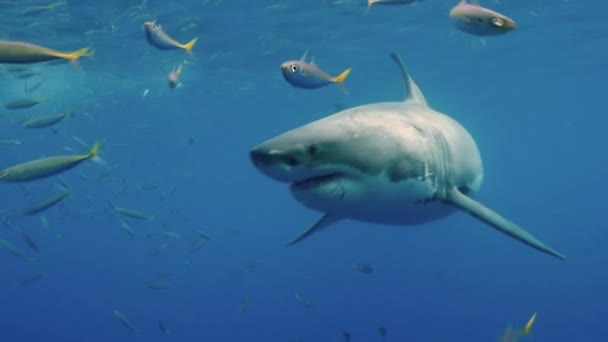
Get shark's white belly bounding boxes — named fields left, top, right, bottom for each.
left=290, top=172, right=458, bottom=225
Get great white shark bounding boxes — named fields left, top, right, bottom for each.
left=250, top=52, right=565, bottom=260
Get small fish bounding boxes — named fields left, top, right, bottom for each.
left=113, top=310, right=139, bottom=333
left=119, top=218, right=136, bottom=239
left=26, top=80, right=42, bottom=94
left=11, top=69, right=42, bottom=79
left=499, top=312, right=537, bottom=342
left=522, top=312, right=536, bottom=335
left=185, top=238, right=206, bottom=260
left=378, top=325, right=387, bottom=338
left=157, top=320, right=170, bottom=335
left=23, top=110, right=71, bottom=128
left=353, top=262, right=374, bottom=274
left=0, top=142, right=100, bottom=182
left=145, top=281, right=170, bottom=290
left=167, top=63, right=184, bottom=88
left=342, top=331, right=351, bottom=342
left=147, top=243, right=169, bottom=258
left=22, top=187, right=71, bottom=215
left=5, top=98, right=46, bottom=110
left=21, top=1, right=66, bottom=16
left=71, top=136, right=90, bottom=150
left=449, top=0, right=516, bottom=36
left=280, top=50, right=351, bottom=92
left=0, top=236, right=35, bottom=261
left=241, top=259, right=264, bottom=272
left=365, top=0, right=421, bottom=15
left=107, top=201, right=155, bottom=220
left=17, top=227, right=39, bottom=252
left=294, top=293, right=313, bottom=308
left=0, top=139, right=21, bottom=146
left=14, top=272, right=46, bottom=286
left=142, top=21, right=198, bottom=55
left=0, top=40, right=93, bottom=65
left=240, top=294, right=250, bottom=312
left=197, top=230, right=211, bottom=240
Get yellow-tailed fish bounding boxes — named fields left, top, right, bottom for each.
left=142, top=21, right=198, bottom=56
left=21, top=1, right=66, bottom=16
left=449, top=0, right=516, bottom=36
left=5, top=98, right=46, bottom=110
left=17, top=226, right=39, bottom=252
left=107, top=200, right=155, bottom=220
left=521, top=312, right=536, bottom=335
left=23, top=110, right=71, bottom=128
left=22, top=187, right=71, bottom=215
left=0, top=142, right=100, bottom=182
left=0, top=236, right=35, bottom=261
left=0, top=40, right=93, bottom=65
left=112, top=310, right=139, bottom=333
left=280, top=50, right=351, bottom=92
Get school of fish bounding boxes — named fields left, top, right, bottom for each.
left=0, top=0, right=542, bottom=340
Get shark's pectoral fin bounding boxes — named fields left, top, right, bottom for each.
left=445, top=188, right=566, bottom=260
left=285, top=213, right=340, bottom=246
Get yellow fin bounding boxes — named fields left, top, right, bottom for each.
left=65, top=47, right=94, bottom=61
left=521, top=312, right=537, bottom=335
left=332, top=67, right=352, bottom=84
left=182, top=37, right=198, bottom=56
left=332, top=68, right=352, bottom=94
left=88, top=141, right=100, bottom=158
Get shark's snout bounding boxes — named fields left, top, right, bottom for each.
left=250, top=147, right=296, bottom=168
left=250, top=147, right=273, bottom=168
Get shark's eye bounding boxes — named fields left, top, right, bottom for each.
left=307, top=144, right=318, bottom=155
left=290, top=64, right=298, bottom=73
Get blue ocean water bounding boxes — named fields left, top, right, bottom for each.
left=0, top=0, right=606, bottom=341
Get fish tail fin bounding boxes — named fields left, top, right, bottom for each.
left=364, top=0, right=373, bottom=15
left=64, top=47, right=94, bottom=69
left=332, top=68, right=352, bottom=94
left=332, top=67, right=352, bottom=84
left=88, top=141, right=100, bottom=158
left=521, top=312, right=537, bottom=335
left=183, top=37, right=198, bottom=56
left=67, top=47, right=94, bottom=61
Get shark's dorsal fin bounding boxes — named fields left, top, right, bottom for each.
left=389, top=52, right=428, bottom=106
left=299, top=50, right=309, bottom=62
left=445, top=187, right=566, bottom=260
left=285, top=213, right=339, bottom=246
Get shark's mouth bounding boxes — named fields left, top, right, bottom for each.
left=291, top=173, right=342, bottom=190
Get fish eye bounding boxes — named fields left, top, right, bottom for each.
left=290, top=64, right=298, bottom=73
left=307, top=144, right=318, bottom=155
left=491, top=17, right=504, bottom=27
